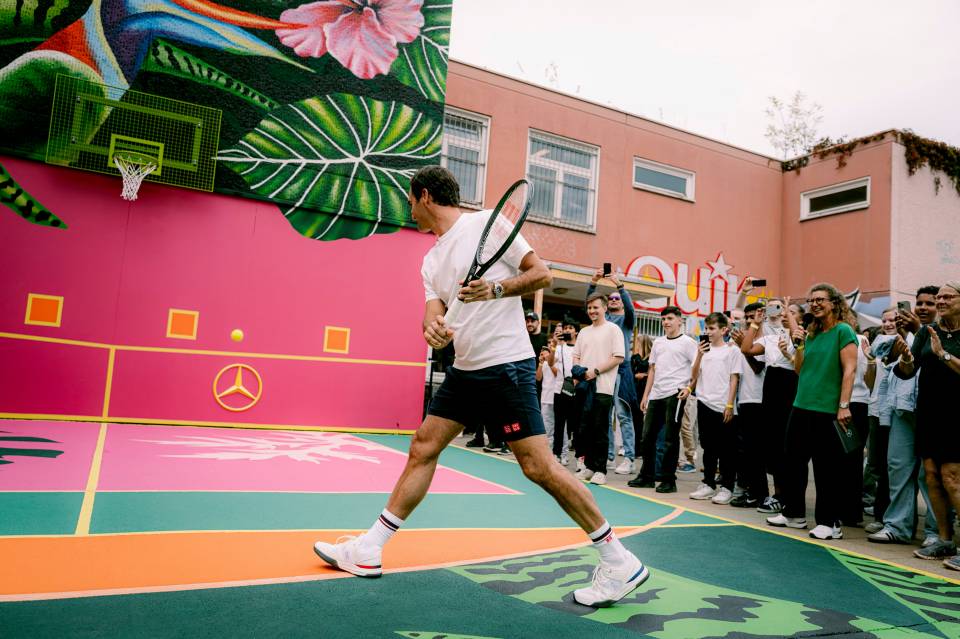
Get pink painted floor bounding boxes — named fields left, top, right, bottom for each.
left=0, top=421, right=516, bottom=494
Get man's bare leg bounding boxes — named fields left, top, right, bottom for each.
left=508, top=434, right=604, bottom=532
left=386, top=415, right=463, bottom=519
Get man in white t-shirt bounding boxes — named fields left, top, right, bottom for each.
left=549, top=319, right=580, bottom=465
left=572, top=293, right=625, bottom=486
left=628, top=306, right=699, bottom=493
left=682, top=313, right=742, bottom=505
left=313, top=166, right=647, bottom=608
left=729, top=302, right=768, bottom=509
left=537, top=335, right=559, bottom=460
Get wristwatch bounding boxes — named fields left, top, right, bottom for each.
left=492, top=281, right=504, bottom=299
left=839, top=402, right=850, bottom=409
left=944, top=352, right=954, bottom=362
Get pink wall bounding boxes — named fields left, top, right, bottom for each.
left=779, top=137, right=893, bottom=299
left=0, top=155, right=433, bottom=430
left=446, top=62, right=784, bottom=301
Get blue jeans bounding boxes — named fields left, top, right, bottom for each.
left=883, top=410, right=921, bottom=539
left=607, top=396, right=635, bottom=461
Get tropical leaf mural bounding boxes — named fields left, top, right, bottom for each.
left=0, top=0, right=453, bottom=241
left=218, top=93, right=441, bottom=240
left=0, top=161, right=66, bottom=228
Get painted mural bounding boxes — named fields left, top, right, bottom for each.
left=0, top=0, right=451, bottom=240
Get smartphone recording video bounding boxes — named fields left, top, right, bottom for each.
left=602, top=262, right=612, bottom=277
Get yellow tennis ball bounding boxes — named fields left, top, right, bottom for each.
left=230, top=329, right=244, bottom=342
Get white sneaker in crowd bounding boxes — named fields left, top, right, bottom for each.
left=573, top=552, right=649, bottom=608
left=689, top=483, right=716, bottom=500
left=712, top=487, right=734, bottom=505
left=607, top=458, right=617, bottom=469
left=576, top=457, right=586, bottom=472
left=766, top=514, right=808, bottom=529
left=561, top=454, right=569, bottom=466
left=575, top=468, right=595, bottom=481
left=614, top=460, right=635, bottom=475
left=313, top=535, right=382, bottom=578
left=590, top=472, right=607, bottom=485
left=809, top=524, right=843, bottom=540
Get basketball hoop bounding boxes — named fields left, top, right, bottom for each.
left=114, top=153, right=157, bottom=201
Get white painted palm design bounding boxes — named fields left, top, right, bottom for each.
left=134, top=432, right=384, bottom=464
left=391, top=0, right=451, bottom=102
left=217, top=93, right=441, bottom=241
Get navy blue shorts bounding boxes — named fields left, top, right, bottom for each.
left=428, top=358, right=546, bottom=441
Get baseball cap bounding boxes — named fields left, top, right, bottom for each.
left=525, top=311, right=539, bottom=321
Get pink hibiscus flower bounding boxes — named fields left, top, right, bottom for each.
left=277, top=0, right=424, bottom=79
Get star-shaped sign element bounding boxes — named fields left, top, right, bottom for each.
left=706, top=253, right=734, bottom=281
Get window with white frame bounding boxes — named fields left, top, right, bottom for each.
left=526, top=131, right=599, bottom=231
left=800, top=177, right=870, bottom=220
left=441, top=108, right=489, bottom=207
left=632, top=157, right=695, bottom=201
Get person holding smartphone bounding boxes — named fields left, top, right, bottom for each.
left=766, top=283, right=859, bottom=540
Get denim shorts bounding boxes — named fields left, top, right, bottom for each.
left=428, top=358, right=546, bottom=441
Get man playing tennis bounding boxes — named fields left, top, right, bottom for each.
left=314, top=166, right=648, bottom=607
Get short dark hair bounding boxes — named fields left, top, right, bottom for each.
left=586, top=292, right=608, bottom=308
left=562, top=317, right=579, bottom=329
left=410, top=166, right=460, bottom=207
left=744, top=302, right=765, bottom=314
left=661, top=306, right=682, bottom=318
left=705, top=312, right=728, bottom=327
left=917, top=285, right=939, bottom=298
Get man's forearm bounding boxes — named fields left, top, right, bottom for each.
left=501, top=263, right=551, bottom=298
left=597, top=355, right=624, bottom=375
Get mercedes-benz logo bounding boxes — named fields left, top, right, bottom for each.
left=213, top=363, right=263, bottom=412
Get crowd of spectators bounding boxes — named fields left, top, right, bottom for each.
left=462, top=273, right=960, bottom=569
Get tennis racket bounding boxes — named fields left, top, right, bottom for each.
left=443, top=179, right=533, bottom=327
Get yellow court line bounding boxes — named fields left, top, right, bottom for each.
left=101, top=348, right=115, bottom=419
left=0, top=413, right=418, bottom=435
left=74, top=424, right=108, bottom=536
left=0, top=331, right=426, bottom=368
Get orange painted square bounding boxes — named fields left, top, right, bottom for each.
left=324, top=327, right=350, bottom=353
left=168, top=310, right=198, bottom=339
left=28, top=297, right=60, bottom=324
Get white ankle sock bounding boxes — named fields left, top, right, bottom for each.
left=588, top=521, right=628, bottom=565
left=361, top=509, right=404, bottom=548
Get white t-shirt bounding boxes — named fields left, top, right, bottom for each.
left=540, top=358, right=558, bottom=405
left=852, top=335, right=871, bottom=403
left=757, top=333, right=795, bottom=370
left=648, top=334, right=699, bottom=400
left=421, top=211, right=534, bottom=370
left=697, top=343, right=744, bottom=413
left=552, top=343, right=576, bottom=394
left=737, top=351, right=765, bottom=405
left=573, top=321, right=625, bottom=395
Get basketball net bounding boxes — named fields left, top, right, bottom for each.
left=114, top=155, right=157, bottom=201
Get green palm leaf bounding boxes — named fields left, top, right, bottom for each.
left=218, top=93, right=441, bottom=241
left=390, top=0, right=450, bottom=103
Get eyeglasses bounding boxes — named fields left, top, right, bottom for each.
left=936, top=294, right=959, bottom=301
left=806, top=297, right=831, bottom=306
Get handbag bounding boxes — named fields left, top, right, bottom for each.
left=559, top=346, right=576, bottom=396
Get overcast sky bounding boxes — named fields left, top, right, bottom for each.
left=448, top=0, right=960, bottom=158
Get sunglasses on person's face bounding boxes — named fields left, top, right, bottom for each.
left=609, top=295, right=620, bottom=301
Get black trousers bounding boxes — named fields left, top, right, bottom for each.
left=583, top=393, right=613, bottom=473
left=637, top=393, right=685, bottom=483
left=762, top=366, right=798, bottom=497
left=782, top=407, right=845, bottom=524
left=552, top=392, right=582, bottom=458
left=699, top=401, right=735, bottom=490
left=839, top=402, right=870, bottom=525
left=736, top=402, right=769, bottom=499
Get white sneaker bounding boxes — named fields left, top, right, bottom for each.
left=607, top=458, right=617, bottom=469
left=560, top=454, right=569, bottom=466
left=313, top=535, right=382, bottom=578
left=689, top=483, right=716, bottom=500
left=575, top=468, right=595, bottom=481
left=573, top=552, right=649, bottom=608
left=618, top=447, right=625, bottom=457
left=590, top=472, right=607, bottom=485
left=614, top=460, right=635, bottom=475
left=766, top=514, right=808, bottom=529
left=809, top=524, right=843, bottom=540
left=576, top=457, right=586, bottom=472
left=712, top=487, right=734, bottom=505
